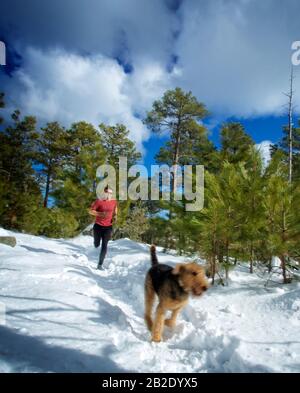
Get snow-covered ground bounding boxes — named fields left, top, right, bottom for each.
left=0, top=227, right=300, bottom=373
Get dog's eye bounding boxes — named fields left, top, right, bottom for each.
left=192, top=272, right=198, bottom=276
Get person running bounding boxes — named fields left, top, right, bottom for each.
left=89, top=186, right=118, bottom=270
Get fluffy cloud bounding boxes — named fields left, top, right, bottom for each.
left=176, top=0, right=300, bottom=117
left=1, top=0, right=300, bottom=149
left=0, top=0, right=177, bottom=65
left=1, top=47, right=178, bottom=153
left=255, top=140, right=272, bottom=167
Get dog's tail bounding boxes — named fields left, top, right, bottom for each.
left=150, top=244, right=159, bottom=266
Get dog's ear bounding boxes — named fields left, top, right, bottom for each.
left=172, top=264, right=185, bottom=275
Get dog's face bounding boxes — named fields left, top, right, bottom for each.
left=172, top=262, right=209, bottom=296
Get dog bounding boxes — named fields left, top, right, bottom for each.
left=144, top=245, right=209, bottom=342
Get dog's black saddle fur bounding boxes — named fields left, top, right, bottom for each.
left=149, top=264, right=186, bottom=299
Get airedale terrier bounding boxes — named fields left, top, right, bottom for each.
left=144, top=245, right=209, bottom=342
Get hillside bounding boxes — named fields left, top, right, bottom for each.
left=0, top=228, right=300, bottom=373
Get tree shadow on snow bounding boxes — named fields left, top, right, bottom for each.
left=20, top=244, right=70, bottom=256
left=0, top=325, right=131, bottom=373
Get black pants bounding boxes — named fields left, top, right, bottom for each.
left=93, top=224, right=112, bottom=266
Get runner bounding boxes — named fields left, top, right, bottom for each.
left=89, top=186, right=118, bottom=269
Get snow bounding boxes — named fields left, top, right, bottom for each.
left=0, top=227, right=300, bottom=373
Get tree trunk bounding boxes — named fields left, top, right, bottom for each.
left=43, top=170, right=51, bottom=208
left=211, top=255, right=216, bottom=285
left=250, top=244, right=254, bottom=274
left=218, top=250, right=223, bottom=265
left=225, top=240, right=229, bottom=283
left=281, top=210, right=290, bottom=283
left=288, top=68, right=294, bottom=184
left=172, top=119, right=181, bottom=193
left=280, top=255, right=288, bottom=284
left=225, top=264, right=229, bottom=285
left=268, top=258, right=272, bottom=273
left=172, top=147, right=180, bottom=193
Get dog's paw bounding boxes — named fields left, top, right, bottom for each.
left=151, top=335, right=162, bottom=343
left=164, top=318, right=176, bottom=328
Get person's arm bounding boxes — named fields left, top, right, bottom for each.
left=88, top=201, right=97, bottom=217
left=88, top=201, right=106, bottom=218
left=88, top=208, right=98, bottom=217
left=89, top=209, right=107, bottom=218
left=113, top=202, right=118, bottom=223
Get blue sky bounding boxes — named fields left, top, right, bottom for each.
left=1, top=0, right=300, bottom=172
left=142, top=114, right=292, bottom=172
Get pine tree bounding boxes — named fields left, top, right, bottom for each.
left=278, top=119, right=300, bottom=182
left=144, top=87, right=209, bottom=190
left=220, top=122, right=254, bottom=164
left=98, top=123, right=141, bottom=168
left=192, top=171, right=225, bottom=284
left=54, top=121, right=106, bottom=231
left=237, top=148, right=266, bottom=273
left=144, top=87, right=211, bottom=245
left=22, top=207, right=78, bottom=238
left=36, top=122, right=70, bottom=207
left=117, top=202, right=150, bottom=242
left=98, top=122, right=142, bottom=234
left=0, top=110, right=42, bottom=229
left=67, top=121, right=105, bottom=184
left=264, top=152, right=300, bottom=283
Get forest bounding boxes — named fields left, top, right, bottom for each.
left=1, top=87, right=300, bottom=284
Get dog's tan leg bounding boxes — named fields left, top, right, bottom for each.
left=165, top=307, right=182, bottom=328
left=152, top=304, right=165, bottom=342
left=144, top=275, right=155, bottom=332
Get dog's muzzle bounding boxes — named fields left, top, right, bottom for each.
left=193, top=285, right=208, bottom=296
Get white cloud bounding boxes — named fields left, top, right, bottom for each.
left=3, top=47, right=168, bottom=153
left=255, top=140, right=272, bottom=167
left=125, top=58, right=178, bottom=113
left=175, top=0, right=300, bottom=117
left=2, top=0, right=300, bottom=150
left=0, top=0, right=177, bottom=66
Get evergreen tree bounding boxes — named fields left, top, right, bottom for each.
left=22, top=207, right=78, bottom=238
left=144, top=87, right=209, bottom=190
left=143, top=215, right=168, bottom=246
left=0, top=110, right=42, bottom=229
left=98, top=123, right=141, bottom=168
left=54, top=121, right=106, bottom=231
left=98, top=122, right=142, bottom=233
left=220, top=122, right=254, bottom=164
left=117, top=202, right=150, bottom=242
left=264, top=152, right=300, bottom=283
left=144, top=87, right=212, bottom=245
left=276, top=119, right=300, bottom=182
left=191, top=170, right=227, bottom=284
left=237, top=148, right=266, bottom=273
left=190, top=166, right=235, bottom=284
left=36, top=122, right=70, bottom=207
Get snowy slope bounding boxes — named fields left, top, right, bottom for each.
left=0, top=227, right=300, bottom=373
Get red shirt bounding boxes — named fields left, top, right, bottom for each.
left=91, top=199, right=117, bottom=227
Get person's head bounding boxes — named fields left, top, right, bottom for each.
left=103, top=186, right=113, bottom=200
